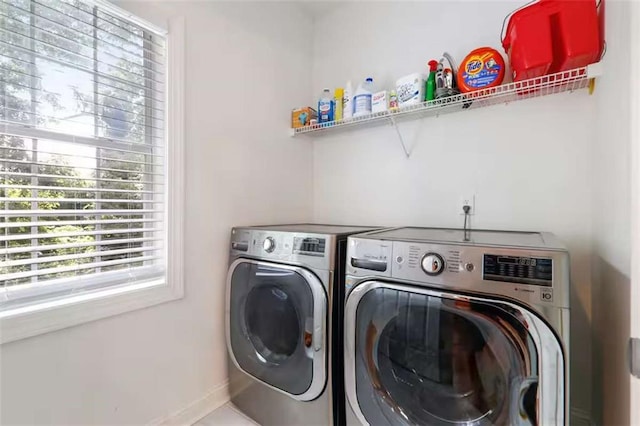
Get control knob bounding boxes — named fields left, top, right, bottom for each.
left=421, top=253, right=445, bottom=276
left=263, top=237, right=276, bottom=253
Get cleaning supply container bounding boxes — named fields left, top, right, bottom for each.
left=457, top=47, right=505, bottom=93
left=318, top=88, right=334, bottom=123
left=434, top=52, right=459, bottom=99
left=334, top=88, right=344, bottom=121
left=396, top=73, right=425, bottom=106
left=371, top=91, right=388, bottom=114
left=502, top=0, right=601, bottom=81
left=353, top=78, right=374, bottom=117
left=425, top=60, right=437, bottom=101
left=502, top=3, right=553, bottom=81
left=343, top=81, right=354, bottom=119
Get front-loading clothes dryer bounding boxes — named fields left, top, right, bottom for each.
left=226, top=224, right=378, bottom=426
left=344, top=227, right=570, bottom=426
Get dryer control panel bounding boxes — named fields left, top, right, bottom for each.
left=230, top=229, right=333, bottom=271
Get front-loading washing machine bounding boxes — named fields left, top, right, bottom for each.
left=226, top=224, right=378, bottom=426
left=344, top=227, right=570, bottom=426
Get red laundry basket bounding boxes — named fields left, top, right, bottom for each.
left=502, top=0, right=603, bottom=82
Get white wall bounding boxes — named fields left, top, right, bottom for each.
left=1, top=2, right=632, bottom=424
left=591, top=1, right=632, bottom=424
left=310, top=2, right=596, bottom=421
left=0, top=2, right=313, bottom=424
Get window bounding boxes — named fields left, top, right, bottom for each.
left=0, top=0, right=183, bottom=340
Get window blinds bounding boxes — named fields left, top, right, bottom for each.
left=0, top=0, right=167, bottom=300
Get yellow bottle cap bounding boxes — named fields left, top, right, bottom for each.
left=335, top=88, right=344, bottom=97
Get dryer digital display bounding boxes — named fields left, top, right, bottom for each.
left=483, top=254, right=552, bottom=286
left=293, top=237, right=326, bottom=257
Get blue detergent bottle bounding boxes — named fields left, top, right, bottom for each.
left=318, top=88, right=334, bottom=123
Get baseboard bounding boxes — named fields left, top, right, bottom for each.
left=149, top=380, right=230, bottom=426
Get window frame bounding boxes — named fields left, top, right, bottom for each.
left=0, top=7, right=185, bottom=345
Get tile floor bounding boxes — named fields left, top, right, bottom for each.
left=195, top=403, right=258, bottom=426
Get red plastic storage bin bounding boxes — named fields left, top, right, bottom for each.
left=502, top=0, right=602, bottom=82
left=502, top=3, right=554, bottom=81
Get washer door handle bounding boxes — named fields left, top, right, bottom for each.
left=303, top=329, right=313, bottom=349
left=313, top=323, right=322, bottom=351
left=631, top=337, right=640, bottom=379
left=312, top=292, right=326, bottom=352
left=307, top=271, right=326, bottom=353
left=512, top=376, right=538, bottom=425
left=305, top=310, right=324, bottom=352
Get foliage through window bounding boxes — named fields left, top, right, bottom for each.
left=0, top=0, right=166, bottom=304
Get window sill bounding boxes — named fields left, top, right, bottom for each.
left=0, top=280, right=183, bottom=344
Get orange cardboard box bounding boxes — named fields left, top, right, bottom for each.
left=292, top=107, right=317, bottom=128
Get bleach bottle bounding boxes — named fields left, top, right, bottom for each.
left=318, top=88, right=334, bottom=123
left=353, top=77, right=374, bottom=117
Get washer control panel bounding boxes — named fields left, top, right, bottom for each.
left=393, top=243, right=462, bottom=277
left=483, top=254, right=552, bottom=286
left=263, top=237, right=276, bottom=253
left=346, top=239, right=392, bottom=277
left=421, top=253, right=445, bottom=275
left=346, top=236, right=569, bottom=309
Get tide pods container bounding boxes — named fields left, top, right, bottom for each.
left=457, top=47, right=506, bottom=93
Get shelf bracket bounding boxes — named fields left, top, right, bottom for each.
left=389, top=115, right=412, bottom=158
left=587, top=62, right=604, bottom=78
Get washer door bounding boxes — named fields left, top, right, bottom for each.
left=344, top=282, right=565, bottom=426
left=226, top=259, right=327, bottom=401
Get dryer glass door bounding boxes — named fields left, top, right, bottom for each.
left=227, top=260, right=327, bottom=401
left=345, top=282, right=564, bottom=426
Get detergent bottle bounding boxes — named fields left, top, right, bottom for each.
left=334, top=88, right=344, bottom=121
left=318, top=88, right=334, bottom=123
left=353, top=77, right=374, bottom=117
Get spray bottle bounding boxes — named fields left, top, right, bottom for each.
left=426, top=60, right=438, bottom=101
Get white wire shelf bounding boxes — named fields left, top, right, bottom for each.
left=291, top=63, right=603, bottom=138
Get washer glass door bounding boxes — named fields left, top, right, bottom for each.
left=228, top=260, right=326, bottom=400
left=348, top=284, right=555, bottom=426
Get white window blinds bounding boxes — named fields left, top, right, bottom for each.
left=0, top=0, right=167, bottom=304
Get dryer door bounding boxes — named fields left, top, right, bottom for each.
left=345, top=281, right=565, bottom=426
left=226, top=259, right=327, bottom=401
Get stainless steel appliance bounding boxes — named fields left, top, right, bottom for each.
left=227, top=224, right=378, bottom=426
left=344, top=227, right=570, bottom=426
